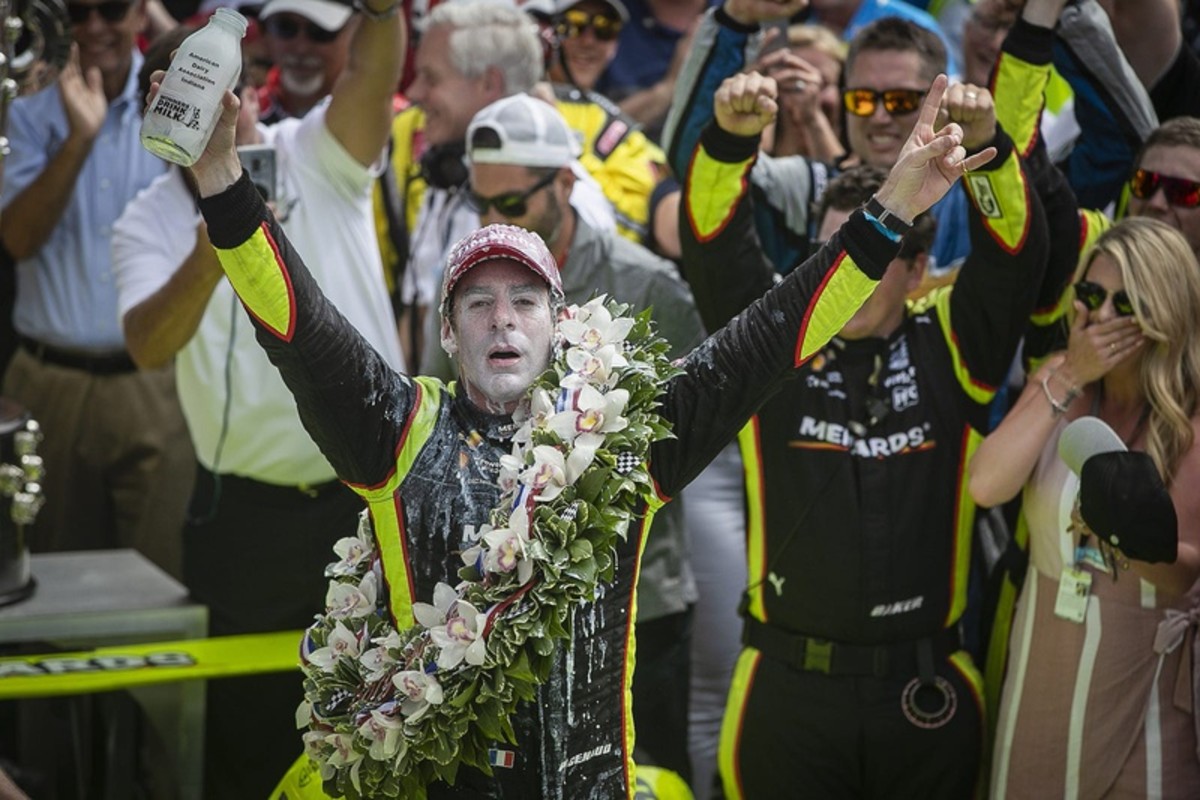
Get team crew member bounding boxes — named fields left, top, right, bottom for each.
left=176, top=71, right=986, bottom=796
left=677, top=70, right=1048, bottom=798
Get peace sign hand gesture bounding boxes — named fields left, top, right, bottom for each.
left=874, top=75, right=998, bottom=223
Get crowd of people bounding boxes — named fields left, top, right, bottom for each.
left=1, top=0, right=1198, bottom=797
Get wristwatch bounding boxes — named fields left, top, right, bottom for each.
left=865, top=196, right=913, bottom=237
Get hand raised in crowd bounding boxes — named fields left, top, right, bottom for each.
left=723, top=0, right=809, bottom=27
left=1057, top=299, right=1145, bottom=387
left=714, top=71, right=779, bottom=139
left=754, top=46, right=825, bottom=121
left=59, top=44, right=107, bottom=144
left=874, top=74, right=997, bottom=222
left=938, top=82, right=997, bottom=152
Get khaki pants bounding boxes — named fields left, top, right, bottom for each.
left=3, top=346, right=194, bottom=579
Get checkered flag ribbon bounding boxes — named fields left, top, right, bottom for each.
left=615, top=452, right=639, bottom=475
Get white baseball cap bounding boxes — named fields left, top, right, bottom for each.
left=259, top=0, right=354, bottom=30
left=467, top=94, right=582, bottom=169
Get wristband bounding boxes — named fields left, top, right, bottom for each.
left=864, top=196, right=913, bottom=237
left=1040, top=373, right=1078, bottom=415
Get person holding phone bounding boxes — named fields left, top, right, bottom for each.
left=110, top=2, right=406, bottom=794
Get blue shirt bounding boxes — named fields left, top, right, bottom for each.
left=598, top=0, right=722, bottom=97
left=1, top=51, right=167, bottom=351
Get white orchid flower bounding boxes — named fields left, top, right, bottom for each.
left=519, top=444, right=569, bottom=501
left=412, top=582, right=459, bottom=629
left=559, top=298, right=634, bottom=352
left=429, top=600, right=487, bottom=670
left=302, top=730, right=328, bottom=761
left=359, top=644, right=397, bottom=684
left=306, top=621, right=361, bottom=672
left=357, top=707, right=405, bottom=761
left=546, top=384, right=629, bottom=448
left=499, top=449, right=524, bottom=493
left=325, top=571, right=377, bottom=620
left=482, top=517, right=535, bottom=584
left=327, top=530, right=374, bottom=577
left=323, top=733, right=364, bottom=793
left=513, top=389, right=555, bottom=445
left=561, top=344, right=628, bottom=389
left=412, top=582, right=488, bottom=670
left=393, top=668, right=445, bottom=722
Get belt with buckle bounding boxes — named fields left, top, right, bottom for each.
left=19, top=335, right=137, bottom=375
left=742, top=617, right=962, bottom=678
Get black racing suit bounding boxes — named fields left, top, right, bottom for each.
left=197, top=170, right=901, bottom=798
left=678, top=122, right=1049, bottom=799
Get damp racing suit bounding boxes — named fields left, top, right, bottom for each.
left=678, top=117, right=1048, bottom=797
left=197, top=167, right=902, bottom=798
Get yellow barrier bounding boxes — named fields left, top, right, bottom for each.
left=269, top=756, right=697, bottom=800
left=0, top=630, right=303, bottom=699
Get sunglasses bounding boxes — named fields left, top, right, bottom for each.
left=1129, top=168, right=1200, bottom=209
left=264, top=15, right=342, bottom=43
left=842, top=88, right=926, bottom=118
left=555, top=10, right=623, bottom=42
left=468, top=171, right=558, bottom=218
left=66, top=1, right=132, bottom=24
left=1074, top=280, right=1135, bottom=317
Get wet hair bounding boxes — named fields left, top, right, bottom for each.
left=1135, top=116, right=1200, bottom=168
left=817, top=165, right=936, bottom=260
left=423, top=0, right=543, bottom=95
left=1075, top=217, right=1200, bottom=484
left=845, top=16, right=946, bottom=84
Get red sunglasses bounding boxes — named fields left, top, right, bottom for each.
left=1129, top=169, right=1200, bottom=209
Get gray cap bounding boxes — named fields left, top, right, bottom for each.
left=467, top=93, right=582, bottom=168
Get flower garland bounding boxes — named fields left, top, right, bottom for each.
left=296, top=297, right=679, bottom=799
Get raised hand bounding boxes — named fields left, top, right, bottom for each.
left=723, top=0, right=809, bottom=26
left=58, top=44, right=107, bottom=144
left=875, top=74, right=998, bottom=222
left=147, top=68, right=243, bottom=197
left=939, top=82, right=997, bottom=152
left=714, top=71, right=779, bottom=139
left=755, top=47, right=824, bottom=116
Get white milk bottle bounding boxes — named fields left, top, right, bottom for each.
left=141, top=8, right=247, bottom=167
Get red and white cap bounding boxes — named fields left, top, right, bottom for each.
left=440, top=224, right=564, bottom=317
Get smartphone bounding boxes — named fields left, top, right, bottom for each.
left=759, top=19, right=791, bottom=59
left=237, top=144, right=277, bottom=203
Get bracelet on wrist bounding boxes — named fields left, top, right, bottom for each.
left=1040, top=373, right=1078, bottom=416
left=864, top=196, right=913, bottom=237
left=354, top=0, right=399, bottom=21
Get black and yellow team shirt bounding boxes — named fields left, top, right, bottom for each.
left=197, top=171, right=899, bottom=798
left=681, top=122, right=1049, bottom=644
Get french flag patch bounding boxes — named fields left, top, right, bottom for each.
left=488, top=748, right=516, bottom=769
